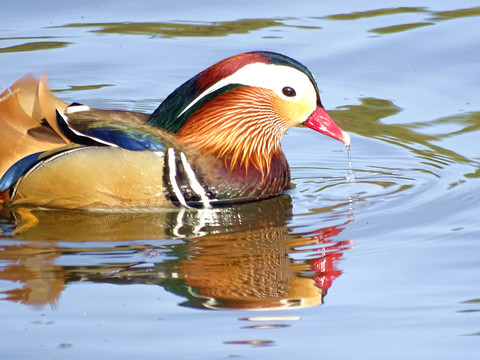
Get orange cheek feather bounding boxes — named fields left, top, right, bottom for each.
left=177, top=87, right=287, bottom=174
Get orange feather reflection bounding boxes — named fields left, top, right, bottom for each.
left=0, top=196, right=352, bottom=310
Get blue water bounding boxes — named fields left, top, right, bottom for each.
left=1, top=1, right=480, bottom=359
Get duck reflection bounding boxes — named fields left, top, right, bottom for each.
left=0, top=195, right=352, bottom=310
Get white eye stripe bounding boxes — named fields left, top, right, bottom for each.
left=177, top=63, right=317, bottom=118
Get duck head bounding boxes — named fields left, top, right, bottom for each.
left=148, top=51, right=350, bottom=174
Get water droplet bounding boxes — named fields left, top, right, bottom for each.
left=345, top=144, right=358, bottom=183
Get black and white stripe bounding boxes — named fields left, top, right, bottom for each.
left=163, top=148, right=215, bottom=208
left=57, top=108, right=120, bottom=148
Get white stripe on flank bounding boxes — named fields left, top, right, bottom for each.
left=179, top=152, right=211, bottom=208
left=166, top=148, right=188, bottom=207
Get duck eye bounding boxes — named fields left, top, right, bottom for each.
left=282, top=86, right=296, bottom=97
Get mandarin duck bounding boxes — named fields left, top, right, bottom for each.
left=0, top=51, right=350, bottom=209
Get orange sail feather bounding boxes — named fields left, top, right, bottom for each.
left=0, top=75, right=68, bottom=202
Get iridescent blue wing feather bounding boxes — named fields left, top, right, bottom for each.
left=0, top=152, right=43, bottom=191
left=56, top=108, right=166, bottom=151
